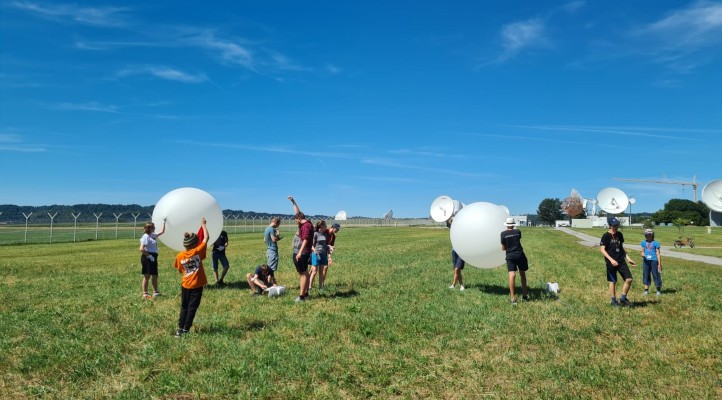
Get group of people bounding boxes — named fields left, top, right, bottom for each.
left=136, top=196, right=342, bottom=337
left=601, top=217, right=663, bottom=307
left=449, top=215, right=664, bottom=307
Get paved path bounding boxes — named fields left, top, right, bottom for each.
left=555, top=227, right=722, bottom=266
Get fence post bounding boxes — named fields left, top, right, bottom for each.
left=72, top=212, right=81, bottom=242
left=113, top=213, right=123, bottom=239
left=48, top=212, right=58, bottom=243
left=131, top=213, right=140, bottom=238
left=233, top=215, right=239, bottom=234
left=223, top=214, right=230, bottom=231
left=23, top=212, right=32, bottom=243
left=94, top=213, right=103, bottom=240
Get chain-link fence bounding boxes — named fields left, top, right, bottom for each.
left=0, top=214, right=442, bottom=245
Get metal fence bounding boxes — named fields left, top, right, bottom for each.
left=0, top=214, right=441, bottom=245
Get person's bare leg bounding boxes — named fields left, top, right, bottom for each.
left=509, top=271, right=516, bottom=302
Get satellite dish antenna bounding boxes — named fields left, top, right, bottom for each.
left=629, top=197, right=636, bottom=205
left=702, top=180, right=722, bottom=212
left=430, top=195, right=455, bottom=222
left=383, top=209, right=394, bottom=219
left=498, top=205, right=510, bottom=215
left=597, top=187, right=629, bottom=214
left=334, top=210, right=347, bottom=221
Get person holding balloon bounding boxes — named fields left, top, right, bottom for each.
left=173, top=217, right=209, bottom=337
left=289, top=196, right=313, bottom=302
left=447, top=218, right=465, bottom=291
left=501, top=217, right=529, bottom=304
left=139, top=219, right=166, bottom=300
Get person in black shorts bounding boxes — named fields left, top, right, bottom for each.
left=501, top=218, right=528, bottom=304
left=600, top=216, right=636, bottom=306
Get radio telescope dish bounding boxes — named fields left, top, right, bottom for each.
left=383, top=209, right=394, bottom=219
left=430, top=195, right=454, bottom=222
left=629, top=197, right=636, bottom=205
left=334, top=210, right=347, bottom=221
left=597, top=187, right=629, bottom=214
left=702, top=180, right=722, bottom=212
left=498, top=205, right=510, bottom=215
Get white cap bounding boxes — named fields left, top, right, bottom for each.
left=504, top=217, right=516, bottom=226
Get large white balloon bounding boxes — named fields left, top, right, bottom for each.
left=151, top=187, right=224, bottom=251
left=450, top=202, right=508, bottom=269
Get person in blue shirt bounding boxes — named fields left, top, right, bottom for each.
left=264, top=217, right=282, bottom=272
left=640, top=229, right=663, bottom=296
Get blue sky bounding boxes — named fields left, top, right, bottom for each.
left=1, top=1, right=721, bottom=218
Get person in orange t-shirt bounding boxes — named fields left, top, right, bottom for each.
left=173, top=217, right=209, bottom=338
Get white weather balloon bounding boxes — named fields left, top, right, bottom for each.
left=151, top=187, right=224, bottom=251
left=450, top=202, right=508, bottom=269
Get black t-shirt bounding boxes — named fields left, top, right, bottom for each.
left=500, top=228, right=525, bottom=259
left=212, top=231, right=228, bottom=252
left=600, top=231, right=626, bottom=265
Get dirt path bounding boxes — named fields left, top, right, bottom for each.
left=555, top=227, right=722, bottom=266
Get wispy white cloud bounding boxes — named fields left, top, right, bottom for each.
left=49, top=101, right=119, bottom=113
left=501, top=124, right=715, bottom=140
left=629, top=1, right=722, bottom=71
left=0, top=133, right=46, bottom=152
left=362, top=158, right=490, bottom=178
left=8, top=1, right=129, bottom=27
left=496, top=18, right=548, bottom=63
left=388, top=148, right=466, bottom=159
left=562, top=0, right=586, bottom=13
left=325, top=64, right=342, bottom=74
left=175, top=140, right=352, bottom=159
left=116, top=65, right=208, bottom=83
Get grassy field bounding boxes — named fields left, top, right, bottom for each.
left=1, top=227, right=720, bottom=399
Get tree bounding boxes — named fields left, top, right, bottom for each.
left=651, top=199, right=709, bottom=226
left=537, top=198, right=564, bottom=226
left=562, top=196, right=586, bottom=220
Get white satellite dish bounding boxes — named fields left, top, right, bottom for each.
left=383, top=209, right=394, bottom=219
left=498, top=205, right=510, bottom=215
left=334, top=210, right=347, bottom=221
left=597, top=187, right=629, bottom=214
left=430, top=195, right=455, bottom=222
left=702, top=180, right=722, bottom=212
left=629, top=197, right=636, bottom=205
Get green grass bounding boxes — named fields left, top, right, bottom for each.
left=1, top=227, right=721, bottom=399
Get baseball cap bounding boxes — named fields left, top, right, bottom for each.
left=332, top=223, right=341, bottom=230
left=607, top=217, right=620, bottom=226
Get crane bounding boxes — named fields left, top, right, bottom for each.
left=613, top=177, right=699, bottom=201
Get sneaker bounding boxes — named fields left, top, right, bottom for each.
left=459, top=285, right=465, bottom=292
left=522, top=295, right=529, bottom=302
left=619, top=297, right=632, bottom=306
left=643, top=290, right=649, bottom=296
left=294, top=296, right=305, bottom=303
left=174, top=329, right=188, bottom=338
left=656, top=291, right=661, bottom=296
left=511, top=299, right=517, bottom=305
left=448, top=285, right=455, bottom=290
left=610, top=299, right=620, bottom=307
left=152, top=292, right=162, bottom=298
left=143, top=293, right=153, bottom=300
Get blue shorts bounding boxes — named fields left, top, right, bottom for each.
left=312, top=252, right=328, bottom=266
left=452, top=250, right=464, bottom=270
left=212, top=251, right=230, bottom=271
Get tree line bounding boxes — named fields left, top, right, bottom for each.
left=536, top=198, right=710, bottom=226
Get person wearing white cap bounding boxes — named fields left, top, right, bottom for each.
left=501, top=217, right=529, bottom=304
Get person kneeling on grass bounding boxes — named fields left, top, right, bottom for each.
left=173, top=218, right=209, bottom=338
left=246, top=263, right=277, bottom=295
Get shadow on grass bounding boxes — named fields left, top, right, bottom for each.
left=198, top=320, right=269, bottom=337
left=205, top=280, right=250, bottom=291
left=467, top=284, right=552, bottom=301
